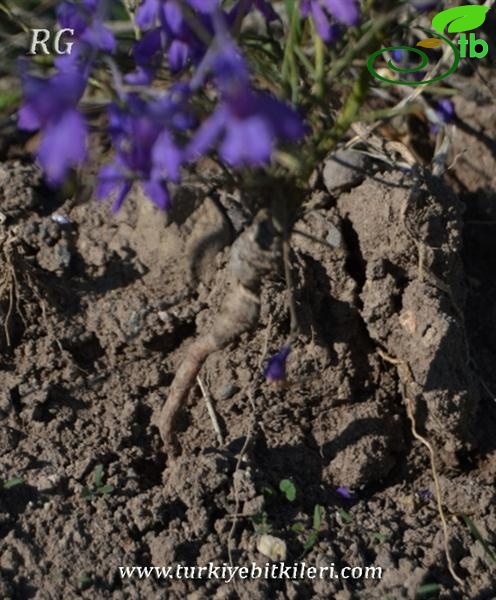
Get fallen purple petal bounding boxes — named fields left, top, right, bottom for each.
left=264, top=347, right=291, bottom=383
left=336, top=486, right=354, bottom=500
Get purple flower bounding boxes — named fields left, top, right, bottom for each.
left=18, top=68, right=87, bottom=185
left=430, top=98, right=455, bottom=134
left=264, top=347, right=291, bottom=383
left=420, top=488, right=433, bottom=498
left=410, top=0, right=439, bottom=12
left=434, top=99, right=456, bottom=124
left=187, top=42, right=304, bottom=166
left=131, top=0, right=277, bottom=81
left=188, top=92, right=304, bottom=166
left=300, top=0, right=360, bottom=41
left=56, top=0, right=116, bottom=67
left=133, top=0, right=215, bottom=75
left=391, top=49, right=405, bottom=64
left=97, top=91, right=188, bottom=211
left=336, top=486, right=354, bottom=500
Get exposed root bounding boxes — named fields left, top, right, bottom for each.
left=378, top=349, right=465, bottom=589
left=0, top=228, right=30, bottom=349
left=0, top=225, right=58, bottom=352
left=405, top=397, right=464, bottom=589
left=158, top=211, right=282, bottom=449
left=197, top=376, right=223, bottom=445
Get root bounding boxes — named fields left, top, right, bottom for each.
left=0, top=226, right=58, bottom=352
left=158, top=211, right=281, bottom=448
left=405, top=397, right=464, bottom=589
left=197, top=375, right=223, bottom=445
left=378, top=349, right=464, bottom=589
left=0, top=229, right=29, bottom=348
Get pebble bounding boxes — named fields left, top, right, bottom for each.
left=323, top=149, right=369, bottom=195
left=257, top=534, right=287, bottom=561
left=50, top=214, right=73, bottom=226
left=216, top=383, right=239, bottom=401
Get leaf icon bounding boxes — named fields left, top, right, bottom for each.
left=417, top=38, right=444, bottom=48
left=432, top=5, right=490, bottom=34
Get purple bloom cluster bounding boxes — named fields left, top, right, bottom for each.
left=18, top=0, right=116, bottom=184
left=18, top=0, right=309, bottom=207
left=57, top=0, right=116, bottom=59
left=96, top=89, right=189, bottom=211
left=18, top=67, right=87, bottom=184
left=131, top=0, right=212, bottom=78
left=187, top=41, right=304, bottom=167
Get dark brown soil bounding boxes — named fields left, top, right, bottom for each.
left=1, top=97, right=496, bottom=600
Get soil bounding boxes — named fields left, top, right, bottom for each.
left=1, top=88, right=496, bottom=600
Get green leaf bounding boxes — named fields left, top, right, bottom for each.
left=303, top=532, right=318, bottom=553
left=371, top=532, right=387, bottom=543
left=337, top=508, right=353, bottom=524
left=415, top=583, right=441, bottom=598
left=252, top=511, right=268, bottom=525
left=3, top=477, right=24, bottom=490
left=432, top=6, right=490, bottom=34
left=78, top=572, right=93, bottom=591
left=291, top=522, right=305, bottom=534
left=313, top=505, right=324, bottom=531
left=252, top=511, right=271, bottom=535
left=81, top=487, right=93, bottom=500
left=0, top=90, right=21, bottom=112
left=93, top=464, right=104, bottom=488
left=461, top=514, right=496, bottom=564
left=284, top=0, right=296, bottom=19
left=262, top=485, right=275, bottom=499
left=279, top=479, right=296, bottom=502
left=98, top=484, right=114, bottom=495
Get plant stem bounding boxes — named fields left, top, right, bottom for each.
left=318, top=65, right=371, bottom=156
left=281, top=0, right=300, bottom=101
left=359, top=102, right=422, bottom=122
left=314, top=29, right=325, bottom=98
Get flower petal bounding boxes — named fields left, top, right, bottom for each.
left=186, top=107, right=226, bottom=160
left=151, top=130, right=183, bottom=182
left=220, top=115, right=272, bottom=166
left=311, top=1, right=332, bottom=41
left=168, top=40, right=190, bottom=72
left=136, top=0, right=161, bottom=28
left=112, top=181, right=133, bottom=213
left=142, top=180, right=171, bottom=210
left=38, top=109, right=87, bottom=185
left=96, top=163, right=125, bottom=200
left=323, top=0, right=360, bottom=26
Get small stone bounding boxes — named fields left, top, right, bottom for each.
left=126, top=467, right=138, bottom=479
left=217, top=383, right=239, bottom=401
left=257, top=534, right=287, bottom=561
left=31, top=467, right=65, bottom=493
left=37, top=240, right=72, bottom=272
left=0, top=391, right=12, bottom=418
left=51, top=214, right=73, bottom=226
left=0, top=427, right=19, bottom=454
left=326, top=224, right=343, bottom=248
left=323, top=149, right=369, bottom=195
